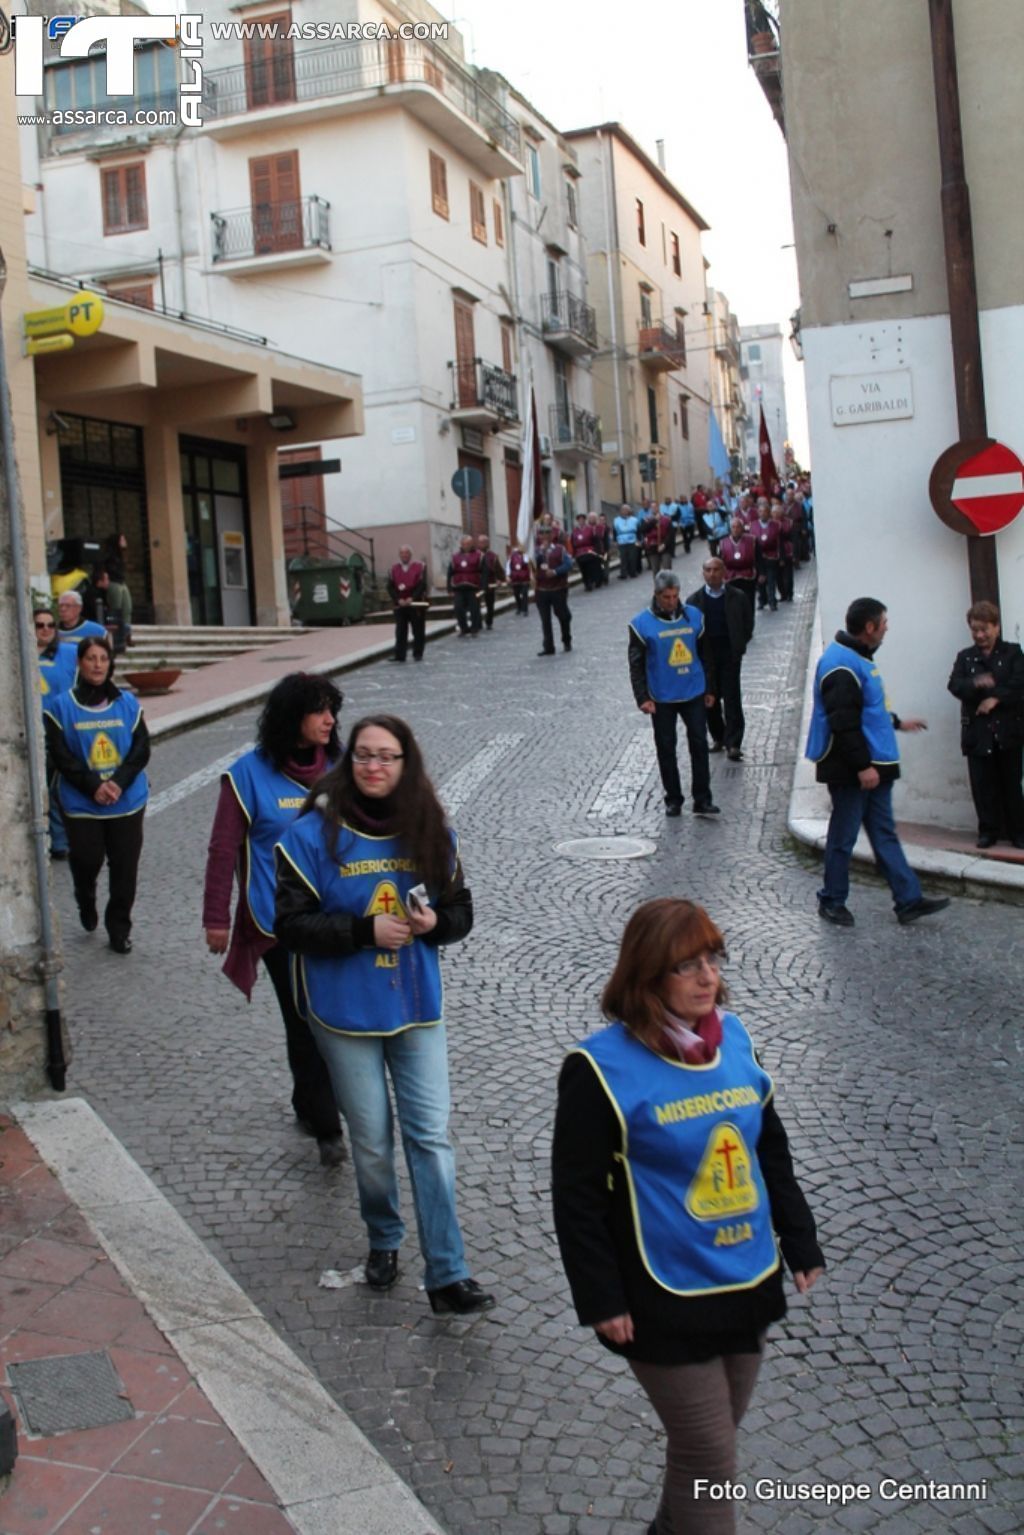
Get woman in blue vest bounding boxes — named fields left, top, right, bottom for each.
left=202, top=673, right=346, bottom=1167
left=35, top=605, right=77, bottom=859
left=553, top=899, right=824, bottom=1535
left=274, top=714, right=494, bottom=1316
left=43, top=636, right=150, bottom=953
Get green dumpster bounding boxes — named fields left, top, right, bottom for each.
left=288, top=554, right=367, bottom=625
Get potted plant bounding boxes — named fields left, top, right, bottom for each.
left=122, top=659, right=182, bottom=695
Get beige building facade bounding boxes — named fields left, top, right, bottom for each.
left=565, top=125, right=712, bottom=507
left=769, top=0, right=1024, bottom=827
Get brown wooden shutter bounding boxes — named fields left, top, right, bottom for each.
left=101, top=169, right=122, bottom=233
left=279, top=445, right=325, bottom=558
left=249, top=151, right=301, bottom=254
left=244, top=15, right=295, bottom=109
left=101, top=164, right=147, bottom=233
left=493, top=198, right=504, bottom=246
left=430, top=151, right=448, bottom=218
left=124, top=165, right=147, bottom=229
left=453, top=299, right=476, bottom=407
left=470, top=182, right=486, bottom=243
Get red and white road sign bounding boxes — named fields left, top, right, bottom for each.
left=949, top=441, right=1024, bottom=535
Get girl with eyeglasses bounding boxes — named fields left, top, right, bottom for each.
left=552, top=898, right=823, bottom=1535
left=274, top=714, right=494, bottom=1316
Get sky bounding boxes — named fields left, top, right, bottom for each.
left=442, top=0, right=810, bottom=463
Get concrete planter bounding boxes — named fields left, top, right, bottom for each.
left=122, top=668, right=182, bottom=696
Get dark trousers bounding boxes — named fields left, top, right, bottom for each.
left=482, top=587, right=497, bottom=628
left=706, top=644, right=745, bottom=751
left=262, top=943, right=342, bottom=1140
left=67, top=806, right=145, bottom=942
left=511, top=583, right=530, bottom=615
left=631, top=1352, right=762, bottom=1535
left=757, top=560, right=778, bottom=609
left=452, top=585, right=481, bottom=634
left=777, top=558, right=794, bottom=601
left=968, top=747, right=1024, bottom=840
left=651, top=697, right=711, bottom=807
left=394, top=605, right=426, bottom=660
left=536, top=588, right=572, bottom=651
left=576, top=553, right=601, bottom=591
left=617, top=544, right=640, bottom=578
left=595, top=555, right=609, bottom=587
left=680, top=525, right=695, bottom=554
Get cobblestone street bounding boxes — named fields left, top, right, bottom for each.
left=53, top=548, right=1023, bottom=1535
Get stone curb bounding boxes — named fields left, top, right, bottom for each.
left=787, top=604, right=1024, bottom=902
left=13, top=1097, right=448, bottom=1535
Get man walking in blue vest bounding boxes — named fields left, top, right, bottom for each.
left=629, top=571, right=719, bottom=818
left=806, top=596, right=950, bottom=927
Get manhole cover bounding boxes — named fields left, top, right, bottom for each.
left=8, top=1351, right=134, bottom=1437
left=554, top=836, right=656, bottom=860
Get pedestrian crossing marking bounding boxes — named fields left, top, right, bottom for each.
left=88, top=731, right=121, bottom=772
left=685, top=1123, right=759, bottom=1220
left=669, top=637, right=693, bottom=667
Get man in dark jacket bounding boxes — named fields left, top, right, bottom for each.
left=804, top=596, right=950, bottom=927
left=687, top=557, right=754, bottom=761
left=947, top=599, right=1024, bottom=848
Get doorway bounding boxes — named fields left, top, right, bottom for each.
left=180, top=438, right=253, bottom=626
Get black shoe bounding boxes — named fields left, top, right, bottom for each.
left=976, top=835, right=996, bottom=849
left=108, top=935, right=132, bottom=954
left=318, top=1136, right=346, bottom=1168
left=427, top=1278, right=495, bottom=1315
left=390, top=656, right=406, bottom=663
left=708, top=741, right=724, bottom=754
left=365, top=1249, right=399, bottom=1291
left=727, top=748, right=744, bottom=762
left=78, top=896, right=98, bottom=933
left=563, top=640, right=572, bottom=651
left=665, top=802, right=682, bottom=818
left=413, top=654, right=424, bottom=661
left=693, top=802, right=721, bottom=816
left=818, top=903, right=855, bottom=927
left=537, top=648, right=555, bottom=657
left=50, top=849, right=69, bottom=861
left=897, top=896, right=950, bottom=926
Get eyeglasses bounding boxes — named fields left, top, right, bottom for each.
left=352, top=749, right=404, bottom=766
left=671, top=952, right=725, bottom=977
left=35, top=620, right=56, bottom=630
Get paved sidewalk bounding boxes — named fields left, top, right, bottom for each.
left=0, top=1104, right=445, bottom=1535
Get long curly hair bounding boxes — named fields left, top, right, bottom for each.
left=255, top=673, right=343, bottom=770
left=308, top=714, right=453, bottom=892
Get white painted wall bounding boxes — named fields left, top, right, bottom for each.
left=803, top=304, right=1024, bottom=831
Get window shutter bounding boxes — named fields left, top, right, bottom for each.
left=101, top=169, right=122, bottom=233
left=470, top=182, right=486, bottom=243
left=493, top=199, right=504, bottom=246
left=430, top=152, right=448, bottom=218
left=453, top=299, right=476, bottom=406
left=250, top=151, right=301, bottom=253
left=124, top=165, right=147, bottom=229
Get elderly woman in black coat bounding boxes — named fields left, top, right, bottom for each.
left=947, top=600, right=1024, bottom=850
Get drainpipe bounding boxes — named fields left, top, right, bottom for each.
left=0, top=247, right=67, bottom=1091
left=926, top=0, right=999, bottom=607
left=598, top=130, right=626, bottom=504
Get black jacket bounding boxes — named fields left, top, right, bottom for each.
left=43, top=681, right=151, bottom=799
left=814, top=631, right=902, bottom=786
left=552, top=1050, right=824, bottom=1364
left=947, top=639, right=1024, bottom=756
left=686, top=584, right=754, bottom=661
left=627, top=597, right=708, bottom=708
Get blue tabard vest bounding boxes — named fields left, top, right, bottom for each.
left=573, top=1018, right=780, bottom=1296
left=57, top=619, right=107, bottom=647
left=43, top=688, right=148, bottom=818
left=805, top=640, right=900, bottom=766
left=275, top=813, right=448, bottom=1036
left=38, top=646, right=76, bottom=700
left=226, top=750, right=311, bottom=937
left=630, top=604, right=706, bottom=703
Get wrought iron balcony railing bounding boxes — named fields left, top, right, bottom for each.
left=541, top=290, right=598, bottom=351
left=550, top=402, right=601, bottom=455
left=202, top=38, right=520, bottom=159
left=638, top=320, right=687, bottom=370
left=210, top=196, right=330, bottom=263
left=449, top=358, right=518, bottom=420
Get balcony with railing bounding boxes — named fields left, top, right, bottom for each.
left=202, top=38, right=521, bottom=177
left=745, top=0, right=784, bottom=134
left=541, top=291, right=598, bottom=356
left=549, top=402, right=601, bottom=459
left=449, top=358, right=518, bottom=427
left=638, top=320, right=687, bottom=372
left=210, top=196, right=331, bottom=274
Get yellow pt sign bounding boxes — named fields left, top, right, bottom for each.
left=24, top=292, right=105, bottom=341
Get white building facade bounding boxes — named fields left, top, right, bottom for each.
left=739, top=323, right=788, bottom=476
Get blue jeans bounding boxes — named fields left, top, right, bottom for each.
left=312, top=1022, right=468, bottom=1290
left=49, top=794, right=69, bottom=855
left=820, top=782, right=922, bottom=911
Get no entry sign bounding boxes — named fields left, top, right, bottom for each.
left=929, top=438, right=1024, bottom=537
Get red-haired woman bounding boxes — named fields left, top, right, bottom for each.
left=552, top=898, right=824, bottom=1535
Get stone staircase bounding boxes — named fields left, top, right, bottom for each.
left=120, top=624, right=312, bottom=673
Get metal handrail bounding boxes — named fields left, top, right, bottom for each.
left=540, top=290, right=598, bottom=348
left=211, top=195, right=330, bottom=263
left=203, top=37, right=520, bottom=157
left=549, top=402, right=601, bottom=453
left=286, top=506, right=376, bottom=586
left=448, top=357, right=518, bottom=419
